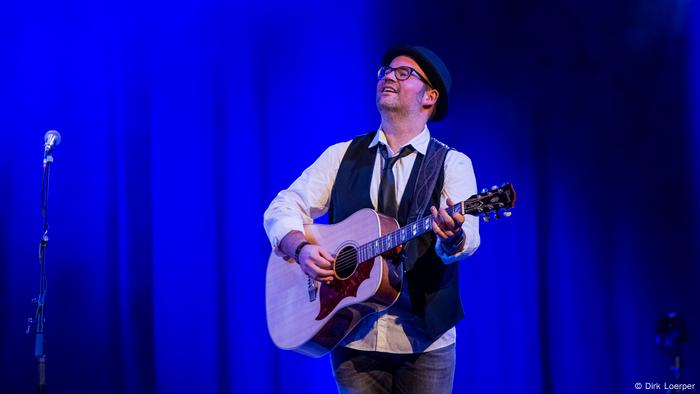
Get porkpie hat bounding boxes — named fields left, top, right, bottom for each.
left=381, top=45, right=452, bottom=121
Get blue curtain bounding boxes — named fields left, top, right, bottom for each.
left=1, top=1, right=698, bottom=393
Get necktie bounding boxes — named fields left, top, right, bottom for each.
left=378, top=144, right=415, bottom=219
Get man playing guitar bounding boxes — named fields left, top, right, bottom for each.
left=264, top=46, right=480, bottom=394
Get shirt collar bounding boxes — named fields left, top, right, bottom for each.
left=368, top=125, right=430, bottom=156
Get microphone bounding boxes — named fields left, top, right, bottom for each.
left=44, top=130, right=61, bottom=153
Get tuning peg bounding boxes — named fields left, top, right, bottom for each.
left=481, top=188, right=488, bottom=194
left=503, top=210, right=512, bottom=217
left=482, top=215, right=490, bottom=223
left=491, top=185, right=497, bottom=190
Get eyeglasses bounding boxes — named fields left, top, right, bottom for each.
left=377, top=65, right=433, bottom=88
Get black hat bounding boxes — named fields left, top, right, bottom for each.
left=381, top=45, right=452, bottom=121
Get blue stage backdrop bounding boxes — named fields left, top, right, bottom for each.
left=1, top=1, right=698, bottom=393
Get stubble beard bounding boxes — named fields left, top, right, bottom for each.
left=376, top=94, right=408, bottom=118
left=376, top=85, right=427, bottom=119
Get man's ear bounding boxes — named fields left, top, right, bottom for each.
left=423, top=88, right=439, bottom=106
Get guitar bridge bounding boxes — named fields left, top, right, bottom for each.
left=307, top=277, right=318, bottom=302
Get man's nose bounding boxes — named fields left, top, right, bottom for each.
left=383, top=70, right=398, bottom=82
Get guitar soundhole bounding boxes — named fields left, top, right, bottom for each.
left=334, top=246, right=358, bottom=280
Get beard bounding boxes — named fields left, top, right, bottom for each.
left=376, top=83, right=428, bottom=118
left=376, top=93, right=409, bottom=117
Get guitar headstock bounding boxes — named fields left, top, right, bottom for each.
left=462, top=183, right=516, bottom=222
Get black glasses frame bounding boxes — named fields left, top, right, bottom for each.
left=377, top=65, right=433, bottom=88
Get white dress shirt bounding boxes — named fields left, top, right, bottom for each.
left=264, top=126, right=480, bottom=353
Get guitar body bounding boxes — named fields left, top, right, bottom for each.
left=265, top=208, right=403, bottom=358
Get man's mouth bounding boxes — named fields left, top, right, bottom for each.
left=381, top=86, right=398, bottom=94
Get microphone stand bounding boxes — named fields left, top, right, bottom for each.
left=27, top=144, right=55, bottom=394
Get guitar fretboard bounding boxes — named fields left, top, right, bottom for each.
left=356, top=201, right=472, bottom=262
left=353, top=183, right=515, bottom=262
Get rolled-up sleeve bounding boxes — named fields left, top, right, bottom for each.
left=263, top=141, right=350, bottom=249
left=435, top=150, right=480, bottom=264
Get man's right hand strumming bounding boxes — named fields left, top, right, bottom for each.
left=280, top=231, right=335, bottom=284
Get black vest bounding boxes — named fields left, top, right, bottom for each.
left=328, top=131, right=464, bottom=340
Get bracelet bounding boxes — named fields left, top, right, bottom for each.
left=294, top=241, right=311, bottom=264
left=442, top=228, right=465, bottom=255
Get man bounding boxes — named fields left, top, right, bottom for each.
left=264, top=46, right=479, bottom=393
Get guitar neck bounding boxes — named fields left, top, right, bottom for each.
left=356, top=202, right=466, bottom=262
left=356, top=183, right=516, bottom=262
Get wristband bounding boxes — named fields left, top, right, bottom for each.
left=294, top=241, right=311, bottom=264
left=442, top=228, right=465, bottom=255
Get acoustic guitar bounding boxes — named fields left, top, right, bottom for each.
left=265, top=183, right=516, bottom=357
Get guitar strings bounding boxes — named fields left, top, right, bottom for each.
left=334, top=254, right=360, bottom=271
left=318, top=193, right=502, bottom=273
left=334, top=253, right=377, bottom=272
left=334, top=245, right=376, bottom=270
left=333, top=229, right=409, bottom=271
left=330, top=203, right=478, bottom=271
left=332, top=192, right=511, bottom=271
left=334, top=235, right=397, bottom=270
left=333, top=216, right=436, bottom=271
